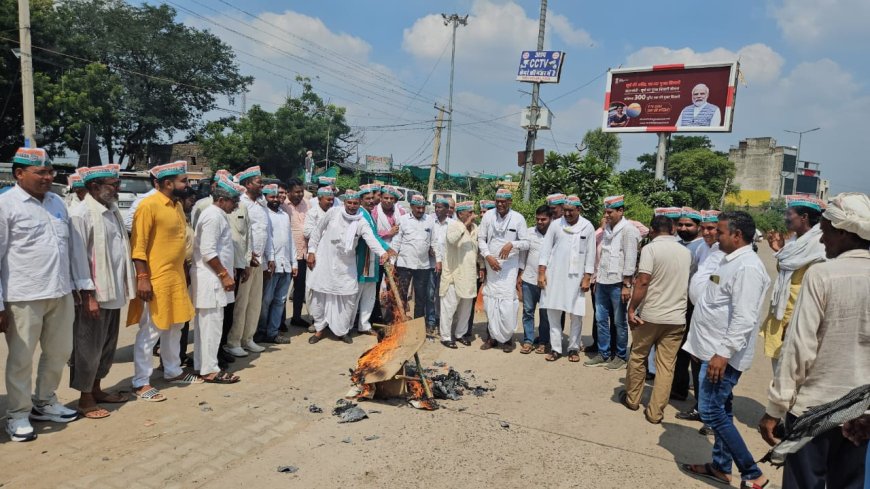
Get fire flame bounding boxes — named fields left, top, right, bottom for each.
left=351, top=268, right=408, bottom=385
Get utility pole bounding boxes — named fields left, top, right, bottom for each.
left=784, top=127, right=820, bottom=195
left=441, top=13, right=468, bottom=176
left=655, top=133, right=668, bottom=180
left=17, top=0, right=36, bottom=147
left=325, top=123, right=330, bottom=170
left=522, top=0, right=547, bottom=202
left=427, top=106, right=447, bottom=198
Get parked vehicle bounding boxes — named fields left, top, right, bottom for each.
left=117, top=171, right=153, bottom=222
left=428, top=190, right=469, bottom=205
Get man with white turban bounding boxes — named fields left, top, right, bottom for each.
left=759, top=192, right=870, bottom=489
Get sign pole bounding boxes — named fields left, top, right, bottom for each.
left=427, top=107, right=446, bottom=198
left=522, top=0, right=547, bottom=203
left=17, top=0, right=36, bottom=147
left=655, top=132, right=667, bottom=180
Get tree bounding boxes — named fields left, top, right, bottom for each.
left=199, top=78, right=355, bottom=179
left=637, top=134, right=715, bottom=173
left=616, top=169, right=674, bottom=207
left=12, top=0, right=252, bottom=164
left=666, top=148, right=738, bottom=208
left=580, top=128, right=621, bottom=169
left=532, top=151, right=614, bottom=222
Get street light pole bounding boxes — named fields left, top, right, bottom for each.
left=784, top=127, right=820, bottom=195
left=441, top=13, right=468, bottom=176
left=17, top=0, right=36, bottom=147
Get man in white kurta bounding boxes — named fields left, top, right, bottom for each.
left=307, top=191, right=393, bottom=344
left=192, top=182, right=241, bottom=382
left=538, top=196, right=596, bottom=360
left=477, top=189, right=529, bottom=352
left=439, top=202, right=479, bottom=347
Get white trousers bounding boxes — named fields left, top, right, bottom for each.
left=194, top=307, right=223, bottom=376
left=547, top=309, right=582, bottom=354
left=133, top=303, right=183, bottom=388
left=310, top=290, right=356, bottom=337
left=356, top=281, right=376, bottom=332
left=484, top=296, right=519, bottom=344
left=439, top=284, right=472, bottom=342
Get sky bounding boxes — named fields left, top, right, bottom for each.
left=163, top=0, right=870, bottom=194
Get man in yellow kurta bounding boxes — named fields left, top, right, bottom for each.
left=128, top=161, right=198, bottom=401
left=761, top=196, right=826, bottom=372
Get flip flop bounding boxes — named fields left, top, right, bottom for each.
left=78, top=406, right=110, bottom=419
left=441, top=340, right=458, bottom=349
left=568, top=350, right=581, bottom=363
left=168, top=373, right=204, bottom=385
left=520, top=344, right=534, bottom=354
left=309, top=334, right=323, bottom=344
left=678, top=463, right=731, bottom=485
left=133, top=387, right=166, bottom=402
left=534, top=344, right=548, bottom=354
left=203, top=371, right=240, bottom=384
left=545, top=352, right=561, bottom=362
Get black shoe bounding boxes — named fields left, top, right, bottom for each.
left=441, top=340, right=458, bottom=349
left=646, top=372, right=656, bottom=381
left=342, top=335, right=353, bottom=344
left=290, top=317, right=312, bottom=328
left=676, top=408, right=701, bottom=422
left=670, top=391, right=689, bottom=401
left=217, top=350, right=236, bottom=364
left=699, top=425, right=714, bottom=436
left=257, top=335, right=277, bottom=344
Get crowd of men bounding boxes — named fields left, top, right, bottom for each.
left=1, top=146, right=868, bottom=489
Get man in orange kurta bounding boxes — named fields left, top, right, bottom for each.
left=128, top=161, right=198, bottom=401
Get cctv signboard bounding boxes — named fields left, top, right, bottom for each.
left=516, top=51, right=565, bottom=83
left=602, top=62, right=738, bottom=133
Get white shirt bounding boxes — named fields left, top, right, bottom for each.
left=689, top=243, right=723, bottom=305
left=519, top=225, right=546, bottom=285
left=680, top=236, right=705, bottom=277
left=241, top=193, right=273, bottom=262
left=432, top=215, right=452, bottom=265
left=69, top=199, right=131, bottom=309
left=191, top=204, right=235, bottom=309
left=303, top=203, right=329, bottom=240
left=538, top=217, right=596, bottom=316
left=124, top=188, right=157, bottom=233
left=266, top=206, right=297, bottom=274
left=596, top=218, right=641, bottom=285
left=393, top=213, right=434, bottom=270
left=0, top=185, right=74, bottom=311
left=477, top=209, right=529, bottom=299
left=683, top=244, right=771, bottom=371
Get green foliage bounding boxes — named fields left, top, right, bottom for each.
left=637, top=135, right=715, bottom=173
left=199, top=78, right=353, bottom=180
left=532, top=151, right=614, bottom=212
left=666, top=148, right=738, bottom=209
left=615, top=169, right=673, bottom=207
left=510, top=197, right=548, bottom=226
left=732, top=198, right=787, bottom=233
left=622, top=193, right=654, bottom=228
left=581, top=128, right=621, bottom=169
left=335, top=173, right=360, bottom=192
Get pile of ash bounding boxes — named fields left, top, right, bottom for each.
left=404, top=364, right=496, bottom=401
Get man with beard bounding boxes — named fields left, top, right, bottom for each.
left=478, top=188, right=529, bottom=353
left=1, top=148, right=79, bottom=441
left=677, top=83, right=723, bottom=127
left=586, top=195, right=640, bottom=369
left=761, top=196, right=826, bottom=372
left=538, top=196, right=596, bottom=362
left=128, top=161, right=199, bottom=402
left=191, top=175, right=243, bottom=384
left=282, top=178, right=311, bottom=329
left=518, top=205, right=553, bottom=354
left=393, top=194, right=436, bottom=333
left=225, top=166, right=274, bottom=357
left=255, top=184, right=297, bottom=344
left=352, top=184, right=391, bottom=335
left=671, top=207, right=705, bottom=401
left=307, top=190, right=395, bottom=344
left=69, top=164, right=134, bottom=419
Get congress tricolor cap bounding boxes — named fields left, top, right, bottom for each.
left=681, top=207, right=702, bottom=221
left=381, top=185, right=402, bottom=199
left=13, top=147, right=51, bottom=167
left=78, top=164, right=120, bottom=183
left=603, top=195, right=624, bottom=209
left=409, top=194, right=427, bottom=206
left=150, top=160, right=188, bottom=180
left=546, top=193, right=567, bottom=205
left=67, top=174, right=84, bottom=189
left=216, top=174, right=244, bottom=198
left=786, top=195, right=825, bottom=212
left=495, top=188, right=513, bottom=200
left=262, top=183, right=278, bottom=195
left=455, top=200, right=475, bottom=212
left=234, top=166, right=261, bottom=184
left=480, top=200, right=495, bottom=210
left=565, top=195, right=582, bottom=207
left=317, top=186, right=335, bottom=197
left=701, top=210, right=721, bottom=223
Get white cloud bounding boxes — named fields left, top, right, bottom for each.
left=402, top=0, right=593, bottom=82
left=626, top=43, right=785, bottom=85
left=770, top=0, right=870, bottom=46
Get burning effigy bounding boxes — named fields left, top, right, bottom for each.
left=346, top=265, right=493, bottom=410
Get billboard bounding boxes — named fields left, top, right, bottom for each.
left=602, top=62, right=738, bottom=133
left=365, top=155, right=392, bottom=173
left=516, top=51, right=565, bottom=83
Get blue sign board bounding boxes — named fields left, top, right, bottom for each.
left=516, top=51, right=565, bottom=83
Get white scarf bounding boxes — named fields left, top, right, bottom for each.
left=339, top=209, right=363, bottom=254
left=770, top=224, right=826, bottom=320
left=374, top=203, right=405, bottom=239
left=601, top=217, right=627, bottom=274
left=83, top=194, right=135, bottom=303
left=561, top=217, right=589, bottom=274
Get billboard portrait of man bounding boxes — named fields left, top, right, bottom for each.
left=677, top=84, right=722, bottom=127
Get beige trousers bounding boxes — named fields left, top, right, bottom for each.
left=4, top=295, right=74, bottom=419
left=624, top=321, right=685, bottom=422
left=228, top=265, right=263, bottom=348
